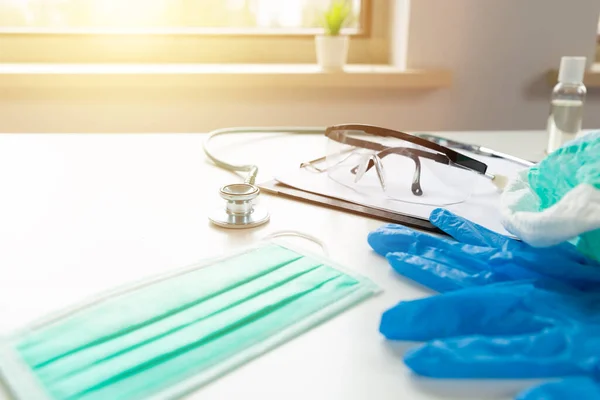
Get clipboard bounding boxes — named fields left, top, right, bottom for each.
left=258, top=179, right=441, bottom=233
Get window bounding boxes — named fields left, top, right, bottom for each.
left=0, top=0, right=387, bottom=64
left=0, top=0, right=366, bottom=35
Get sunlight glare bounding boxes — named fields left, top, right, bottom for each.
left=89, top=0, right=167, bottom=27
left=255, top=0, right=304, bottom=28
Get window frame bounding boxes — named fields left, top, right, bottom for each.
left=0, top=0, right=388, bottom=64
left=596, top=33, right=600, bottom=63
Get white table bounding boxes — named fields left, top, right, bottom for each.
left=0, top=131, right=550, bottom=400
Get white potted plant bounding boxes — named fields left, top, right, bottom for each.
left=315, top=1, right=352, bottom=71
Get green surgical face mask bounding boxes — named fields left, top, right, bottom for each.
left=0, top=242, right=379, bottom=400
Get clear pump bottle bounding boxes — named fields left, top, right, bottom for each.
left=546, top=56, right=587, bottom=154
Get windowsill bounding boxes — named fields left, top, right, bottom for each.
left=547, top=63, right=600, bottom=87
left=0, top=63, right=452, bottom=89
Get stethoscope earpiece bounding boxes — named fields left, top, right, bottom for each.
left=208, top=183, right=270, bottom=229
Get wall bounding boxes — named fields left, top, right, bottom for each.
left=1, top=0, right=600, bottom=133
left=405, top=0, right=600, bottom=131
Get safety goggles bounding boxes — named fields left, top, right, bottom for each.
left=303, top=124, right=491, bottom=206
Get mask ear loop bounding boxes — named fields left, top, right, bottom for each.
left=261, top=231, right=329, bottom=256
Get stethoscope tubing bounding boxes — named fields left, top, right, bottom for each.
left=203, top=126, right=326, bottom=185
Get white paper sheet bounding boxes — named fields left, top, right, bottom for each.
left=274, top=151, right=528, bottom=236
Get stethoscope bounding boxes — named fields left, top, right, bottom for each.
left=203, top=127, right=325, bottom=229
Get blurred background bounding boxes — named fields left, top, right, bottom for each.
left=0, top=0, right=599, bottom=133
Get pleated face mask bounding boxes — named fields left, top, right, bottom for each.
left=0, top=242, right=379, bottom=400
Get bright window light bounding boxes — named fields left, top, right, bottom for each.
left=0, top=0, right=364, bottom=33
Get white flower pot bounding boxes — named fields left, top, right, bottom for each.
left=315, top=35, right=349, bottom=71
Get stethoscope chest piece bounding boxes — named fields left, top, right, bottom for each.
left=209, top=183, right=270, bottom=229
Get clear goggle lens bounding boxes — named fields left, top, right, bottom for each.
left=325, top=130, right=476, bottom=206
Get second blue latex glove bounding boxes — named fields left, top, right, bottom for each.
left=517, top=377, right=600, bottom=400
left=382, top=280, right=600, bottom=399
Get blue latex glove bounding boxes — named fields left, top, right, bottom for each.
left=368, top=208, right=600, bottom=292
left=368, top=209, right=600, bottom=400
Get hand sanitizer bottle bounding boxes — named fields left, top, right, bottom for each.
left=546, top=56, right=587, bottom=154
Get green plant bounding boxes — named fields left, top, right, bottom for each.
left=321, top=0, right=352, bottom=36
